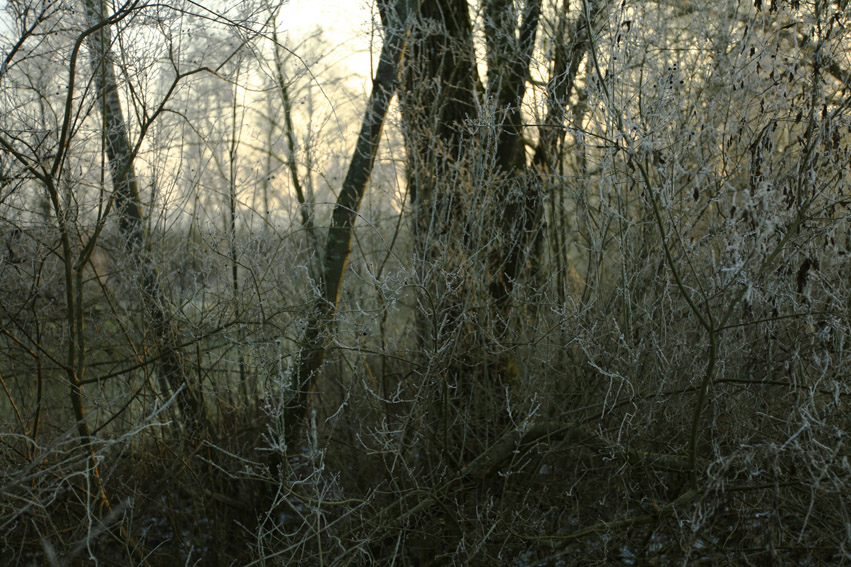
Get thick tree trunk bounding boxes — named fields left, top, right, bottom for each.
left=399, top=0, right=545, bottom=475
left=483, top=0, right=543, bottom=309
left=399, top=0, right=496, bottom=475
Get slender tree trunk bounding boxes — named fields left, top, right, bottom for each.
left=277, top=0, right=420, bottom=462
left=270, top=21, right=322, bottom=273
left=531, top=0, right=602, bottom=298
left=43, top=175, right=114, bottom=515
left=226, top=68, right=249, bottom=407
left=83, top=0, right=207, bottom=435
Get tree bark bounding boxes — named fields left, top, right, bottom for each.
left=398, top=0, right=545, bottom=473
left=83, top=0, right=207, bottom=435
left=531, top=0, right=602, bottom=298
left=278, top=0, right=421, bottom=460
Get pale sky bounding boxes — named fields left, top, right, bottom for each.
left=280, top=0, right=372, bottom=35
left=279, top=0, right=376, bottom=83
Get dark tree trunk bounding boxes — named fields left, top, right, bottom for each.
left=398, top=0, right=544, bottom=476
left=483, top=0, right=543, bottom=310
left=278, top=0, right=420, bottom=462
left=83, top=0, right=207, bottom=436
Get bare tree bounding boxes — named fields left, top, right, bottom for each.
left=2, top=0, right=850, bottom=565
left=275, top=0, right=421, bottom=460
left=82, top=0, right=208, bottom=436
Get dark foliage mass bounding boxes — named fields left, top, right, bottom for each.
left=1, top=0, right=850, bottom=565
